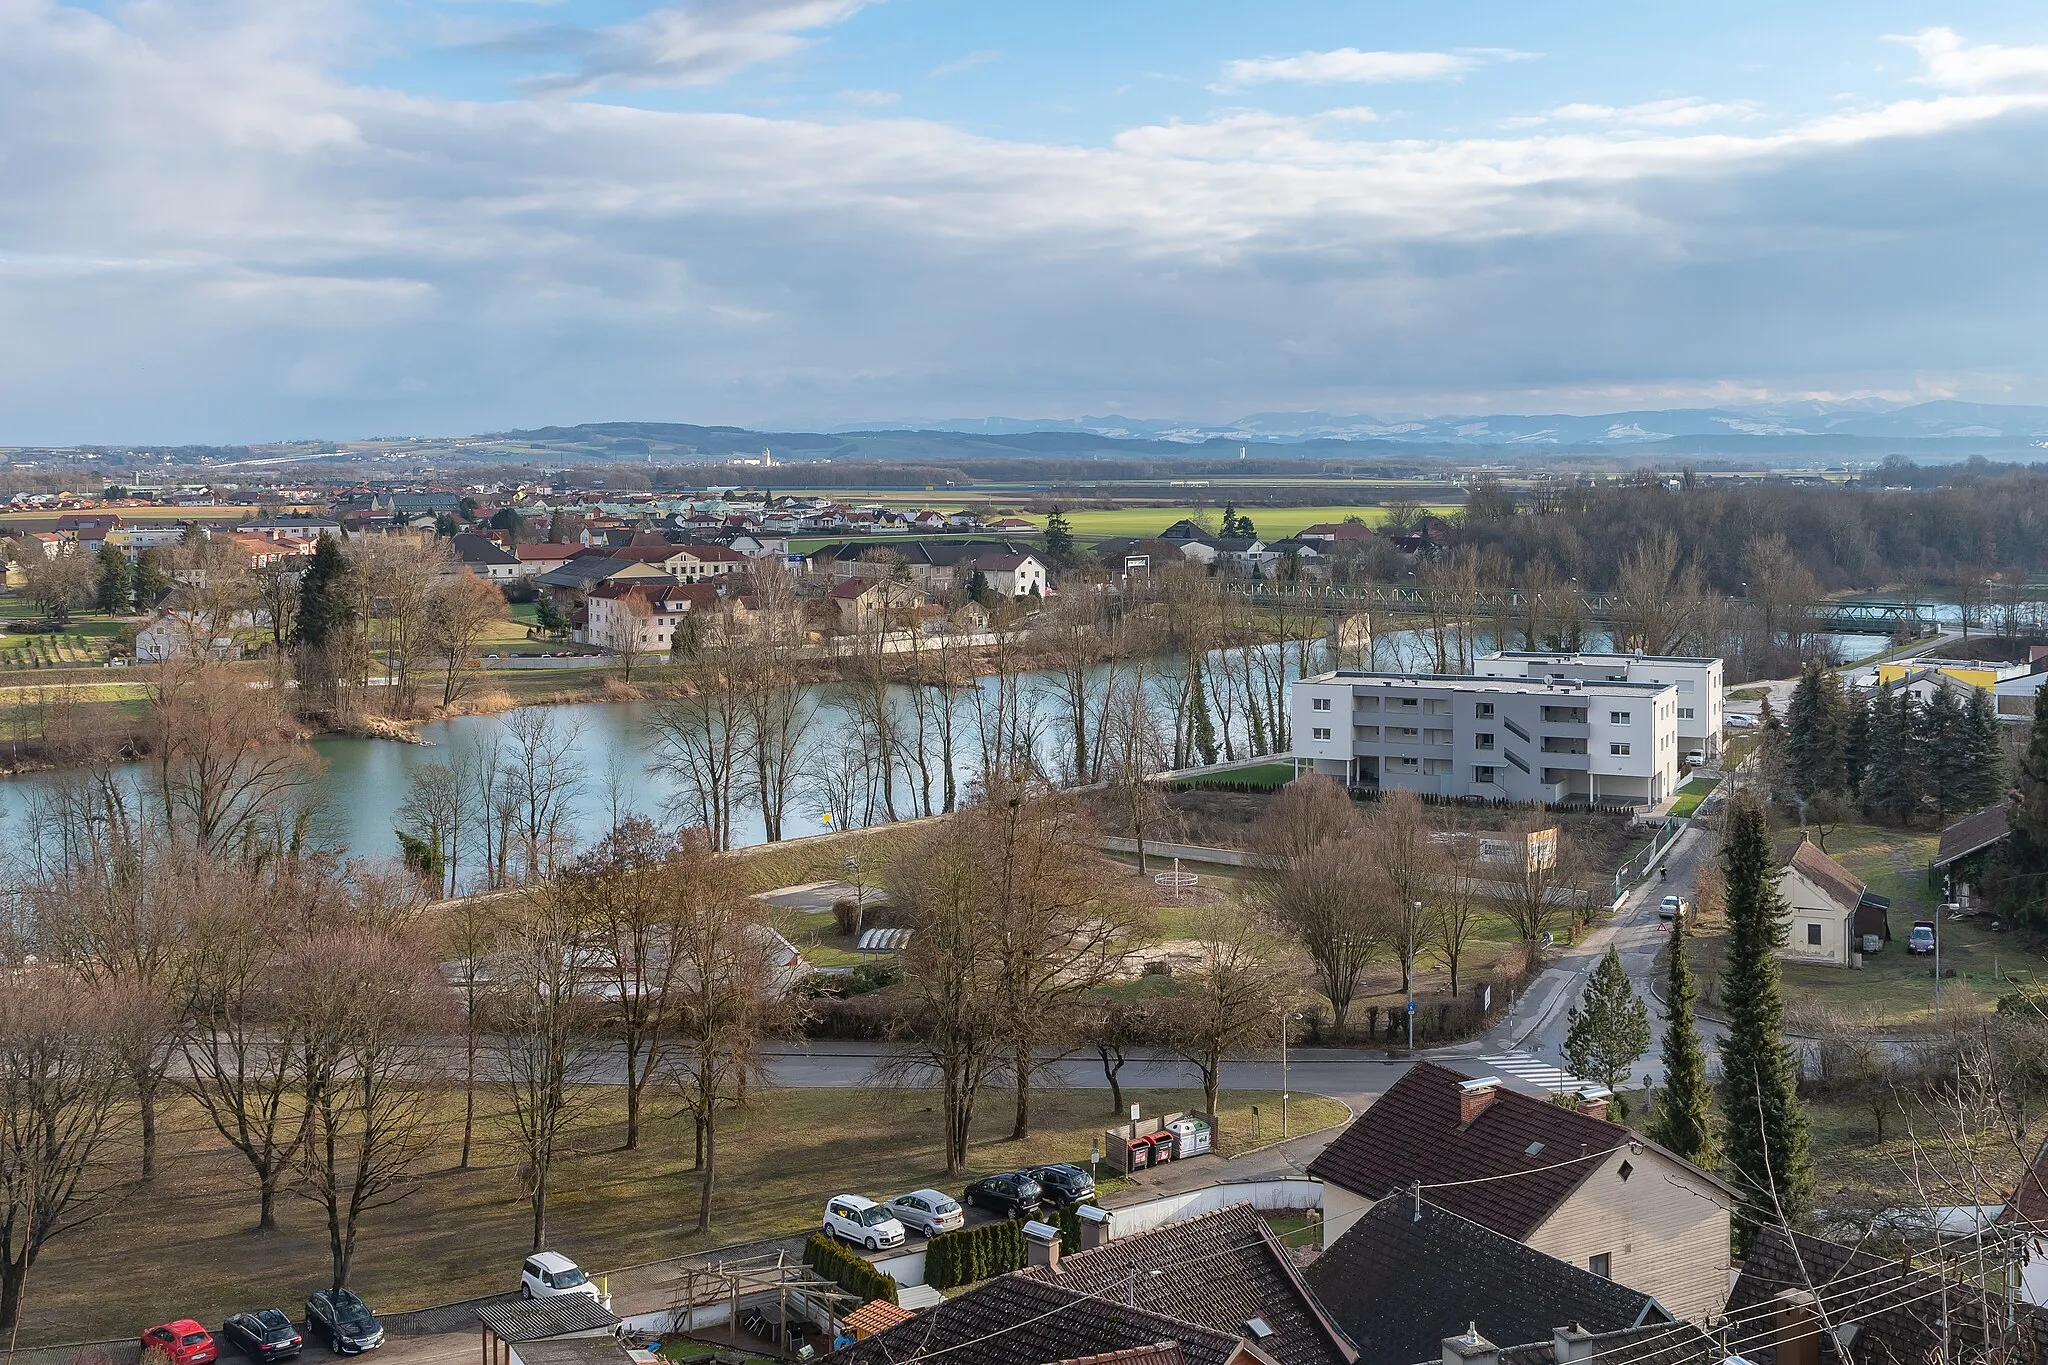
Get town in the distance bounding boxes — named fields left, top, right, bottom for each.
left=3, top=438, right=2048, bottom=1365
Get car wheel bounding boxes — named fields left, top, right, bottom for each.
left=866, top=1235, right=879, bottom=1251
left=522, top=1285, right=532, bottom=1300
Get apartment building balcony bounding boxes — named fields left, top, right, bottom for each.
left=1539, top=753, right=1589, bottom=772
left=1539, top=705, right=1589, bottom=727
left=1539, top=738, right=1588, bottom=755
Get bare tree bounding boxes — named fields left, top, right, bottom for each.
left=296, top=925, right=451, bottom=1291
left=1421, top=832, right=1487, bottom=997
left=500, top=708, right=584, bottom=880
left=429, top=569, right=509, bottom=709
left=1360, top=790, right=1443, bottom=993
left=649, top=662, right=747, bottom=850
left=1255, top=833, right=1392, bottom=1032
left=352, top=536, right=448, bottom=718
left=398, top=756, right=475, bottom=899
left=0, top=977, right=131, bottom=1332
left=145, top=661, right=321, bottom=858
left=1096, top=665, right=1176, bottom=873
left=492, top=880, right=598, bottom=1250
left=1492, top=815, right=1584, bottom=945
left=1171, top=903, right=1292, bottom=1124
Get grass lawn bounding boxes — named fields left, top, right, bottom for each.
left=1175, top=761, right=1297, bottom=791
left=1726, top=686, right=1771, bottom=702
left=1669, top=779, right=1719, bottom=819
left=21, top=1085, right=1344, bottom=1347
left=1049, top=504, right=1461, bottom=540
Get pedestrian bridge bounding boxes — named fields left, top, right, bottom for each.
left=1227, top=583, right=1939, bottom=635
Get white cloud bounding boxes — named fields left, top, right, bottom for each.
left=3, top=8, right=2048, bottom=438
left=1900, top=27, right=2048, bottom=92
left=928, top=48, right=997, bottom=78
left=839, top=87, right=900, bottom=107
left=1218, top=47, right=1478, bottom=88
left=520, top=0, right=869, bottom=96
left=1533, top=97, right=1763, bottom=128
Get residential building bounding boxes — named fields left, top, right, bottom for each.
left=970, top=551, right=1048, bottom=598
left=1934, top=802, right=2011, bottom=899
left=1305, top=1198, right=1675, bottom=1365
left=1290, top=671, right=1682, bottom=805
left=829, top=577, right=927, bottom=632
left=1305, top=1062, right=1736, bottom=1323
left=513, top=543, right=582, bottom=577
left=135, top=609, right=262, bottom=662
left=1774, top=838, right=1880, bottom=966
left=451, top=533, right=520, bottom=583
left=582, top=581, right=724, bottom=655
left=1476, top=652, right=1724, bottom=759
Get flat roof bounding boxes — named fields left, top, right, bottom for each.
left=1489, top=651, right=1720, bottom=665
left=1310, top=671, right=1677, bottom=694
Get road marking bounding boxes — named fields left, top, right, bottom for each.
left=1477, top=1051, right=1595, bottom=1094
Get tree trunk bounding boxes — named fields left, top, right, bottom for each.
left=1099, top=1048, right=1125, bottom=1116
left=1202, top=1064, right=1222, bottom=1123
left=257, top=1172, right=280, bottom=1233
left=697, top=1109, right=717, bottom=1235
left=1011, top=1048, right=1033, bottom=1141
left=460, top=1045, right=477, bottom=1169
left=0, top=1254, right=27, bottom=1334
left=138, top=1071, right=160, bottom=1181
left=623, top=1041, right=643, bottom=1152
left=530, top=1171, right=548, bottom=1252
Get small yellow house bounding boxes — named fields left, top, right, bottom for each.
left=1775, top=839, right=1865, bottom=967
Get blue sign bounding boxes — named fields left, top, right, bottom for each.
left=1406, top=1000, right=1416, bottom=1013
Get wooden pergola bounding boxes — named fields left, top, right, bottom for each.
left=665, top=1250, right=863, bottom=1358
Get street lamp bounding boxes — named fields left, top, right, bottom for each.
left=1281, top=1011, right=1304, bottom=1136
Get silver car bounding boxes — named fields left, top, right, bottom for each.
left=885, top=1188, right=965, bottom=1238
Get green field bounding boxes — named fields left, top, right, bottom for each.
left=1049, top=504, right=1461, bottom=540
left=1668, top=778, right=1719, bottom=818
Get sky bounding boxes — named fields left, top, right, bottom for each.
left=6, top=1, right=2048, bottom=443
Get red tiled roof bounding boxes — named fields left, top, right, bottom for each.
left=1783, top=839, right=1864, bottom=914
left=1304, top=1061, right=1627, bottom=1239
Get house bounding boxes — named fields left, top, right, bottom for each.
left=1934, top=802, right=2012, bottom=903
left=1304, top=1198, right=1673, bottom=1365
left=1296, top=522, right=1378, bottom=545
left=1211, top=537, right=1274, bottom=573
left=513, top=543, right=582, bottom=577
left=970, top=552, right=1049, bottom=598
left=1477, top=653, right=1724, bottom=761
left=1160, top=519, right=1211, bottom=541
left=1725, top=1223, right=2048, bottom=1365
left=134, top=610, right=258, bottom=662
left=836, top=1203, right=1354, bottom=1365
left=583, top=581, right=729, bottom=655
left=829, top=577, right=927, bottom=632
left=451, top=533, right=520, bottom=583
left=475, top=1297, right=622, bottom=1365
left=1305, top=1062, right=1736, bottom=1323
left=1774, top=839, right=1866, bottom=967
left=987, top=515, right=1038, bottom=533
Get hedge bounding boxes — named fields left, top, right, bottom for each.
left=923, top=1204, right=1087, bottom=1290
left=801, top=1232, right=900, bottom=1305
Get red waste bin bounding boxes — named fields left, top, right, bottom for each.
left=1125, top=1139, right=1150, bottom=1172
left=1147, top=1132, right=1175, bottom=1164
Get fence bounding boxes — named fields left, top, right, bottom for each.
left=1611, top=815, right=1684, bottom=906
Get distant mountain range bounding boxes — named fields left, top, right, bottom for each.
left=827, top=401, right=2048, bottom=449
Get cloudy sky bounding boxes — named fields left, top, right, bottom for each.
left=6, top=1, right=2048, bottom=443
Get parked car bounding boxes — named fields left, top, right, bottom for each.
left=1725, top=714, right=1759, bottom=730
left=1909, top=921, right=1937, bottom=955
left=963, top=1171, right=1043, bottom=1219
left=885, top=1189, right=965, bottom=1238
left=305, top=1291, right=383, bottom=1355
left=141, top=1321, right=217, bottom=1365
left=1025, top=1163, right=1096, bottom=1205
left=823, top=1194, right=907, bottom=1250
left=220, top=1311, right=302, bottom=1362
left=521, top=1251, right=602, bottom=1302
left=1659, top=895, right=1685, bottom=921
left=1684, top=750, right=1706, bottom=767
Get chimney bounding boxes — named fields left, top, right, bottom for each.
left=1552, top=1323, right=1596, bottom=1365
left=1458, top=1077, right=1501, bottom=1127
left=1773, top=1289, right=1820, bottom=1365
left=1575, top=1087, right=1612, bottom=1121
left=1076, top=1204, right=1112, bottom=1251
left=1443, top=1324, right=1499, bottom=1365
left=1023, top=1219, right=1061, bottom=1273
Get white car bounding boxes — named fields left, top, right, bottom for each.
left=1659, top=895, right=1686, bottom=921
left=824, top=1194, right=907, bottom=1251
left=1725, top=714, right=1759, bottom=730
left=1684, top=750, right=1705, bottom=767
left=885, top=1189, right=965, bottom=1238
left=520, top=1251, right=604, bottom=1303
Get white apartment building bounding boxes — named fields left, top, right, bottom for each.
left=1475, top=651, right=1724, bottom=759
left=1291, top=670, right=1682, bottom=806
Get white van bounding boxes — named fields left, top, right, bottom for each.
left=520, top=1251, right=605, bottom=1304
left=823, top=1194, right=907, bottom=1251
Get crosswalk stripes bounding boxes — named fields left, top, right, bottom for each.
left=1476, top=1051, right=1595, bottom=1095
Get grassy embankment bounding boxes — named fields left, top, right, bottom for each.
left=22, top=1086, right=1346, bottom=1347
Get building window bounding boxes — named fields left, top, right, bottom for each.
left=1678, top=707, right=1694, bottom=720
left=1475, top=733, right=1495, bottom=750
left=1312, top=727, right=1332, bottom=741
left=1610, top=711, right=1631, bottom=725
left=1610, top=742, right=1631, bottom=755
left=1589, top=1253, right=1611, bottom=1279
left=1474, top=702, right=1494, bottom=718
left=1312, top=697, right=1332, bottom=711
left=1807, top=923, right=1822, bottom=946
left=1474, top=766, right=1497, bottom=784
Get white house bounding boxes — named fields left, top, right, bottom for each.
left=1477, top=652, right=1724, bottom=759
left=1774, top=838, right=1864, bottom=968
left=970, top=552, right=1048, bottom=598
left=134, top=609, right=265, bottom=662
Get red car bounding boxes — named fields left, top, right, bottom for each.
left=142, top=1321, right=218, bottom=1365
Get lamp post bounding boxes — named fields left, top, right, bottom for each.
left=1281, top=1011, right=1303, bottom=1136
left=1408, top=902, right=1420, bottom=1051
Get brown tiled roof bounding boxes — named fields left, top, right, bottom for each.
left=844, top=1300, right=915, bottom=1339
left=1052, top=1345, right=1187, bottom=1365
left=2006, top=1137, right=2048, bottom=1227
left=1936, top=802, right=2012, bottom=867
left=1494, top=1323, right=1716, bottom=1365
left=1019, top=1205, right=1352, bottom=1365
left=1783, top=839, right=1865, bottom=915
left=830, top=1274, right=1253, bottom=1365
left=1305, top=1197, right=1665, bottom=1365
left=1304, top=1062, right=1628, bottom=1240
left=1726, top=1224, right=2048, bottom=1365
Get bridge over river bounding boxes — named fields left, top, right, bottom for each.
left=1226, top=582, right=1940, bottom=636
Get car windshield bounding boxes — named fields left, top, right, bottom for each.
left=859, top=1206, right=893, bottom=1226
left=931, top=1197, right=959, bottom=1214
left=1016, top=1179, right=1042, bottom=1198
left=332, top=1302, right=375, bottom=1331
left=552, top=1266, right=588, bottom=1288
left=182, top=1335, right=209, bottom=1346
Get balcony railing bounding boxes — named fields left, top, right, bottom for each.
left=1504, top=717, right=1531, bottom=743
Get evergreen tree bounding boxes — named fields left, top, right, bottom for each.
left=1563, top=947, right=1651, bottom=1100
left=1961, top=689, right=2005, bottom=812
left=293, top=533, right=355, bottom=649
left=132, top=549, right=170, bottom=609
left=1219, top=504, right=1241, bottom=538
left=1993, top=683, right=2048, bottom=926
left=1187, top=657, right=1219, bottom=765
left=1782, top=663, right=1846, bottom=803
left=965, top=569, right=990, bottom=605
left=1236, top=513, right=1257, bottom=540
left=1648, top=913, right=1715, bottom=1166
left=1920, top=687, right=1970, bottom=823
left=1843, top=687, right=1871, bottom=793
left=94, top=542, right=132, bottom=614
left=1042, top=507, right=1076, bottom=572
left=1719, top=795, right=1814, bottom=1252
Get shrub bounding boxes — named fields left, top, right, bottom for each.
left=924, top=1219, right=1028, bottom=1290
left=1997, top=984, right=2048, bottom=1017
left=848, top=961, right=897, bottom=995
left=801, top=1233, right=899, bottom=1305
left=832, top=898, right=864, bottom=936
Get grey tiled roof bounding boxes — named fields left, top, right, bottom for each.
left=830, top=1274, right=1251, bottom=1365
left=1305, top=1198, right=1665, bottom=1365
left=474, top=1297, right=619, bottom=1342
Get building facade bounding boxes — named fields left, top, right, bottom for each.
left=1475, top=652, right=1724, bottom=759
left=1291, top=670, right=1681, bottom=805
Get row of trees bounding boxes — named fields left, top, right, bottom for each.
left=1766, top=663, right=2005, bottom=831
